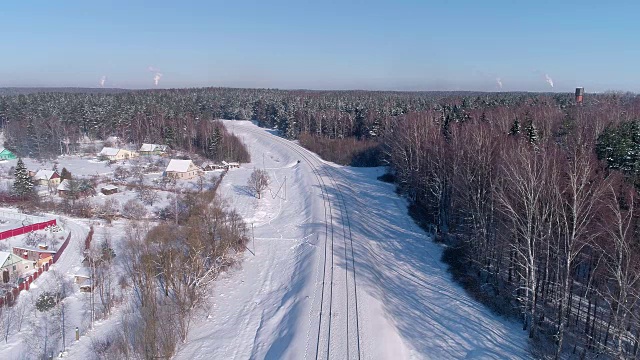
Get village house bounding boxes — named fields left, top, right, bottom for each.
left=100, top=184, right=119, bottom=195
left=139, top=143, right=169, bottom=156
left=12, top=245, right=56, bottom=268
left=74, top=267, right=92, bottom=292
left=201, top=162, right=225, bottom=171
left=164, top=159, right=201, bottom=180
left=32, top=170, right=61, bottom=187
left=0, top=251, right=27, bottom=283
left=57, top=179, right=95, bottom=197
left=57, top=180, right=70, bottom=196
left=0, top=148, right=17, bottom=160
left=222, top=161, right=240, bottom=169
left=99, top=147, right=137, bottom=161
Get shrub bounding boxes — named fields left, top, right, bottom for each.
left=35, top=291, right=59, bottom=312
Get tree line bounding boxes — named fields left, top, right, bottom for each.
left=382, top=96, right=640, bottom=358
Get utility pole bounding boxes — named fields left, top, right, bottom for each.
left=61, top=299, right=66, bottom=352
left=284, top=176, right=287, bottom=200
left=263, top=153, right=265, bottom=170
left=252, top=223, right=255, bottom=255
left=174, top=186, right=179, bottom=225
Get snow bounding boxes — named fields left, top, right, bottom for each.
left=0, top=122, right=529, bottom=359
left=98, top=147, right=120, bottom=156
left=0, top=251, right=11, bottom=266
left=139, top=143, right=167, bottom=152
left=33, top=170, right=56, bottom=180
left=57, top=179, right=70, bottom=191
left=165, top=159, right=194, bottom=173
left=169, top=121, right=530, bottom=359
left=139, top=143, right=156, bottom=152
left=0, top=212, right=90, bottom=360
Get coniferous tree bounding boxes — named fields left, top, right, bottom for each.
left=60, top=167, right=72, bottom=181
left=163, top=126, right=176, bottom=147
left=524, top=120, right=538, bottom=145
left=509, top=118, right=521, bottom=135
left=208, top=126, right=222, bottom=158
left=13, top=158, right=33, bottom=198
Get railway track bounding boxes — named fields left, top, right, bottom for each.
left=242, top=127, right=361, bottom=360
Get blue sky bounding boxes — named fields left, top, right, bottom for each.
left=1, top=0, right=638, bottom=92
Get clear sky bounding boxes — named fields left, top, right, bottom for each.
left=1, top=0, right=638, bottom=92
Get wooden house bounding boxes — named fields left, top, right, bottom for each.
left=139, top=143, right=169, bottom=156
left=99, top=147, right=137, bottom=161
left=100, top=185, right=119, bottom=195
left=0, top=252, right=27, bottom=283
left=201, top=162, right=225, bottom=171
left=164, top=159, right=201, bottom=180
left=32, top=170, right=61, bottom=187
left=0, top=148, right=16, bottom=160
left=222, top=161, right=240, bottom=169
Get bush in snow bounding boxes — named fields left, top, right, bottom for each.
left=121, top=199, right=146, bottom=220
left=35, top=292, right=59, bottom=312
left=113, top=166, right=130, bottom=182
left=137, top=187, right=160, bottom=206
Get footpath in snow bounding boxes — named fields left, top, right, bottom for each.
left=174, top=120, right=530, bottom=360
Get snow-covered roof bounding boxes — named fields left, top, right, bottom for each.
left=57, top=179, right=70, bottom=191
left=12, top=245, right=56, bottom=254
left=140, top=143, right=167, bottom=152
left=99, top=147, right=121, bottom=156
left=166, top=159, right=194, bottom=173
left=101, top=184, right=118, bottom=191
left=75, top=267, right=91, bottom=278
left=139, top=143, right=153, bottom=152
left=227, top=162, right=240, bottom=166
left=34, top=170, right=57, bottom=180
left=0, top=252, right=10, bottom=267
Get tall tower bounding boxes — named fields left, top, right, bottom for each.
left=575, top=87, right=584, bottom=104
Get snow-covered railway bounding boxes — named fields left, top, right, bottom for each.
left=242, top=127, right=362, bottom=360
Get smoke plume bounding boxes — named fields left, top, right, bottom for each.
left=545, top=74, right=554, bottom=88
left=99, top=75, right=107, bottom=87
left=148, top=66, right=163, bottom=86
left=496, top=77, right=503, bottom=89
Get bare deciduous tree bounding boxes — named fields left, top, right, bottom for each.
left=247, top=168, right=270, bottom=199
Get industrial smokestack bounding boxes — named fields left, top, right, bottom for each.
left=575, top=87, right=584, bottom=104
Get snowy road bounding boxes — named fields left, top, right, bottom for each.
left=175, top=121, right=530, bottom=360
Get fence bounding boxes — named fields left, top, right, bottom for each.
left=0, top=219, right=58, bottom=240
left=53, top=231, right=72, bottom=263
left=0, top=232, right=71, bottom=307
left=0, top=210, right=52, bottom=224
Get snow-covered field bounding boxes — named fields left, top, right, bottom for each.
left=169, top=121, right=529, bottom=359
